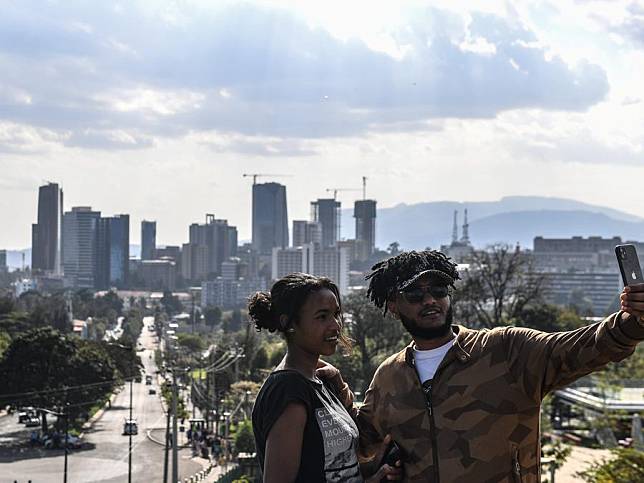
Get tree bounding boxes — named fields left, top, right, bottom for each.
left=455, top=244, right=547, bottom=328
left=234, top=419, right=256, bottom=454
left=160, top=291, right=183, bottom=316
left=177, top=333, right=205, bottom=353
left=102, top=341, right=142, bottom=381
left=204, top=306, right=222, bottom=331
left=387, top=242, right=401, bottom=256
left=577, top=448, right=644, bottom=482
left=515, top=304, right=585, bottom=333
left=337, top=290, right=408, bottom=393
left=0, top=328, right=117, bottom=420
left=230, top=309, right=242, bottom=332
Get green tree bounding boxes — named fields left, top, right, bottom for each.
left=204, top=306, right=222, bottom=331
left=339, top=290, right=408, bottom=393
left=577, top=448, right=644, bottom=482
left=252, top=346, right=269, bottom=371
left=0, top=331, right=10, bottom=358
left=234, top=419, right=256, bottom=454
left=177, top=333, right=205, bottom=353
left=161, top=291, right=183, bottom=316
left=387, top=241, right=401, bottom=256
left=0, top=327, right=117, bottom=420
left=230, top=309, right=243, bottom=332
left=515, top=304, right=585, bottom=333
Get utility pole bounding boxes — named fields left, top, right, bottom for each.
left=172, top=370, right=179, bottom=483
left=128, top=368, right=133, bottom=483
left=63, top=400, right=69, bottom=483
left=163, top=404, right=170, bottom=483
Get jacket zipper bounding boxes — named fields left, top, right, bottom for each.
left=411, top=357, right=441, bottom=482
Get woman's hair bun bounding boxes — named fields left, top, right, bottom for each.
left=248, top=291, right=279, bottom=332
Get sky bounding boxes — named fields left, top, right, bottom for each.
left=2, top=0, right=644, bottom=249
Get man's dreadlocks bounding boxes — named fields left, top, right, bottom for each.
left=365, top=250, right=460, bottom=314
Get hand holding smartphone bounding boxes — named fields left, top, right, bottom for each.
left=615, top=244, right=644, bottom=323
left=615, top=244, right=643, bottom=286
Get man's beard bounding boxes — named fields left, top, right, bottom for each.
left=399, top=305, right=453, bottom=340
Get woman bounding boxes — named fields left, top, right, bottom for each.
left=250, top=273, right=400, bottom=483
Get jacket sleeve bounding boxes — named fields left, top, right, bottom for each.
left=503, top=311, right=644, bottom=401
left=355, top=368, right=386, bottom=461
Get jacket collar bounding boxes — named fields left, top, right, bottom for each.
left=403, top=324, right=472, bottom=367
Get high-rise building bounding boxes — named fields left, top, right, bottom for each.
left=62, top=207, right=100, bottom=289
left=314, top=246, right=350, bottom=295
left=311, top=199, right=341, bottom=248
left=182, top=215, right=237, bottom=281
left=141, top=220, right=156, bottom=260
left=140, top=259, right=176, bottom=291
left=96, top=215, right=129, bottom=289
left=272, top=244, right=315, bottom=280
left=31, top=182, right=63, bottom=274
left=271, top=244, right=349, bottom=294
left=533, top=236, right=623, bottom=273
left=354, top=199, right=376, bottom=260
left=252, top=183, right=289, bottom=254
left=292, top=220, right=322, bottom=248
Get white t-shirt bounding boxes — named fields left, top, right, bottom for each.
left=413, top=338, right=455, bottom=383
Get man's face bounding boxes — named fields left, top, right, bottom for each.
left=388, top=275, right=452, bottom=340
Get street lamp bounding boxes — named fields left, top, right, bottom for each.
left=107, top=342, right=135, bottom=483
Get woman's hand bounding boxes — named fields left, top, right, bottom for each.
left=315, top=359, right=354, bottom=409
left=364, top=434, right=403, bottom=482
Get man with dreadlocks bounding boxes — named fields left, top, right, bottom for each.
left=329, top=249, right=644, bottom=483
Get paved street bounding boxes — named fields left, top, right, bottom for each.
left=0, top=316, right=203, bottom=483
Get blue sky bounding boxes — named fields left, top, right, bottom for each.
left=2, top=0, right=644, bottom=248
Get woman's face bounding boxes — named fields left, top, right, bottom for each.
left=290, top=288, right=343, bottom=357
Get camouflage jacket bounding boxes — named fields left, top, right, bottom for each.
left=355, top=312, right=644, bottom=483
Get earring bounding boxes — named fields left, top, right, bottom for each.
left=286, top=327, right=295, bottom=333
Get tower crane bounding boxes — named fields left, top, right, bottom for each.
left=325, top=188, right=361, bottom=200
left=242, top=173, right=292, bottom=185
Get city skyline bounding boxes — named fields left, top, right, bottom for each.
left=2, top=1, right=644, bottom=248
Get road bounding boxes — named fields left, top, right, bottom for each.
left=0, top=316, right=202, bottom=483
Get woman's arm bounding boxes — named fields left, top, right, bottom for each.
left=263, top=402, right=307, bottom=483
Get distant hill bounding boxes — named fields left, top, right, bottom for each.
left=340, top=196, right=644, bottom=250
left=5, top=245, right=141, bottom=271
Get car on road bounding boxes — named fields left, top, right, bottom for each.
left=148, top=388, right=156, bottom=395
left=123, top=419, right=138, bottom=435
left=24, top=415, right=41, bottom=427
left=145, top=375, right=153, bottom=385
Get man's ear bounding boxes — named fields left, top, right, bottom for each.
left=387, top=298, right=399, bottom=317
left=279, top=314, right=290, bottom=331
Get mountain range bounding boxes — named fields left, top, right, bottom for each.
left=340, top=195, right=644, bottom=250
left=5, top=196, right=643, bottom=269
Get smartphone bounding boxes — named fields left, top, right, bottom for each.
left=615, top=244, right=644, bottom=286
left=377, top=440, right=402, bottom=482
left=379, top=439, right=402, bottom=467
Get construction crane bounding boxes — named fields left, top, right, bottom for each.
left=325, top=188, right=361, bottom=200
left=242, top=173, right=292, bottom=185
left=362, top=176, right=368, bottom=200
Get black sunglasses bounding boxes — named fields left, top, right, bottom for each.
left=400, top=285, right=449, bottom=304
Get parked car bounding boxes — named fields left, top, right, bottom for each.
left=148, top=388, right=156, bottom=395
left=123, top=419, right=138, bottom=436
left=145, top=375, right=153, bottom=385
left=44, top=434, right=82, bottom=449
left=18, top=407, right=35, bottom=423
left=24, top=415, right=41, bottom=427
